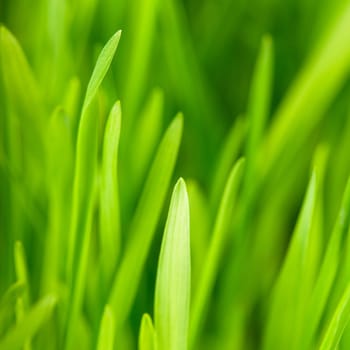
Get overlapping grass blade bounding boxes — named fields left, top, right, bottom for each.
left=319, top=285, right=350, bottom=350
left=139, top=313, right=157, bottom=350
left=155, top=178, right=190, bottom=350
left=190, top=158, right=245, bottom=348
left=0, top=295, right=57, bottom=350
left=99, top=101, right=122, bottom=290
left=97, top=305, right=115, bottom=350
left=65, top=30, right=121, bottom=350
left=301, top=176, right=350, bottom=349
left=263, top=170, right=317, bottom=350
left=109, top=113, right=183, bottom=330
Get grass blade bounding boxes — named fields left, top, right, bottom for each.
left=263, top=171, right=317, bottom=350
left=109, top=114, right=183, bottom=330
left=97, top=305, right=115, bottom=350
left=190, top=158, right=245, bottom=348
left=139, top=313, right=157, bottom=350
left=319, top=285, right=350, bottom=350
left=0, top=295, right=57, bottom=350
left=155, top=178, right=190, bottom=350
left=99, top=101, right=122, bottom=290
left=65, top=30, right=121, bottom=350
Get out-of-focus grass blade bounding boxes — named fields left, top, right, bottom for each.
left=262, top=2, right=350, bottom=173
left=302, top=177, right=350, bottom=349
left=155, top=178, right=190, bottom=350
left=109, top=114, right=183, bottom=330
left=210, top=117, right=246, bottom=209
left=65, top=31, right=121, bottom=350
left=319, top=285, right=350, bottom=350
left=99, top=101, right=122, bottom=291
left=263, top=171, right=317, bottom=350
left=123, top=0, right=160, bottom=127
left=139, top=313, right=157, bottom=350
left=14, top=241, right=30, bottom=308
left=41, top=107, right=73, bottom=295
left=97, top=305, right=115, bottom=350
left=0, top=282, right=26, bottom=335
left=129, top=88, right=163, bottom=193
left=0, top=295, right=57, bottom=350
left=190, top=158, right=245, bottom=348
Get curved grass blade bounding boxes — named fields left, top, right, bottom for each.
left=139, top=313, right=157, bottom=350
left=155, top=178, right=190, bottom=350
left=109, top=113, right=183, bottom=330
left=0, top=295, right=57, bottom=350
left=319, top=285, right=350, bottom=350
left=97, top=305, right=115, bottom=350
left=99, top=101, right=122, bottom=291
left=263, top=171, right=317, bottom=350
left=65, top=30, right=121, bottom=350
left=190, top=158, right=245, bottom=348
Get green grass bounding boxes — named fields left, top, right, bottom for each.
left=1, top=0, right=350, bottom=349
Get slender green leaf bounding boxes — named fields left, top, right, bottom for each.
left=319, top=285, right=350, bottom=350
left=109, top=113, right=183, bottom=330
left=190, top=158, right=245, bottom=348
left=97, top=305, right=115, bottom=350
left=263, top=171, right=317, bottom=350
left=155, top=178, right=190, bottom=350
left=99, top=101, right=122, bottom=290
left=139, top=313, right=157, bottom=350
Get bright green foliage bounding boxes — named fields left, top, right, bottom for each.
left=155, top=178, right=190, bottom=350
left=139, top=314, right=157, bottom=350
left=1, top=0, right=350, bottom=349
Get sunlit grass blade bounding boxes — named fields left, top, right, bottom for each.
left=14, top=241, right=30, bottom=309
left=0, top=295, right=57, bottom=350
left=65, top=30, right=121, bottom=350
left=82, top=30, right=121, bottom=115
left=109, top=113, right=183, bottom=330
left=190, top=158, right=245, bottom=348
left=139, top=313, right=157, bottom=350
left=301, top=176, right=350, bottom=349
left=319, top=285, right=350, bottom=350
left=97, top=305, right=115, bottom=350
left=99, top=101, right=122, bottom=291
left=263, top=170, right=317, bottom=350
left=155, top=178, right=190, bottom=350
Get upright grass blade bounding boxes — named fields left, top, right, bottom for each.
left=262, top=2, right=350, bottom=174
left=109, top=113, right=183, bottom=330
left=139, top=314, right=157, bottom=350
left=65, top=30, right=121, bottom=350
left=263, top=171, right=317, bottom=350
left=0, top=295, right=57, bottom=350
left=41, top=107, right=73, bottom=295
left=129, top=88, right=163, bottom=192
left=155, top=178, right=190, bottom=350
left=99, top=101, right=122, bottom=291
left=301, top=176, right=350, bottom=349
left=14, top=241, right=30, bottom=306
left=319, top=285, right=350, bottom=350
left=97, top=305, right=115, bottom=350
left=190, top=158, right=245, bottom=348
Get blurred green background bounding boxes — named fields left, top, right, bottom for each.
left=1, top=0, right=350, bottom=348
